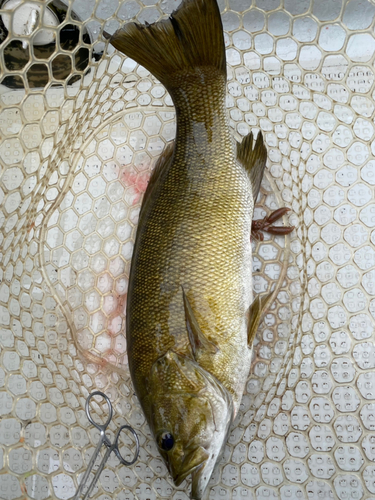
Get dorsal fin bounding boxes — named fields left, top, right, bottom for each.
left=182, top=288, right=219, bottom=359
left=247, top=292, right=274, bottom=346
left=139, top=141, right=174, bottom=217
left=237, top=131, right=267, bottom=202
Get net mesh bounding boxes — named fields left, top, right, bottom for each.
left=0, top=0, right=375, bottom=498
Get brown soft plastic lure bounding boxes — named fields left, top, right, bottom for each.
left=107, top=1, right=273, bottom=498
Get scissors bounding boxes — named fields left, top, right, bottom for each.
left=73, top=391, right=140, bottom=500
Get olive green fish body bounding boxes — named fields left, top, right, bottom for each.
left=128, top=72, right=254, bottom=413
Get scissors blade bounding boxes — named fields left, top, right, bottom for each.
left=73, top=436, right=104, bottom=500
left=82, top=445, right=113, bottom=500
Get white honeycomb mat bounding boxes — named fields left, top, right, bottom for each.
left=1, top=0, right=375, bottom=499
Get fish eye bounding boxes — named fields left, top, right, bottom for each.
left=159, top=431, right=174, bottom=451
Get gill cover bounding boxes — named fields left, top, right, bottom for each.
left=146, top=350, right=233, bottom=500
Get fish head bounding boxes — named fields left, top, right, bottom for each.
left=146, top=350, right=233, bottom=499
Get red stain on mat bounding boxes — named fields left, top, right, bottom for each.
left=120, top=165, right=151, bottom=205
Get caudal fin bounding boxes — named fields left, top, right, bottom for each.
left=107, top=0, right=226, bottom=89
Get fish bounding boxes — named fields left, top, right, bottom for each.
left=106, top=0, right=274, bottom=497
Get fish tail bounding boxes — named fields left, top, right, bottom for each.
left=107, top=0, right=226, bottom=91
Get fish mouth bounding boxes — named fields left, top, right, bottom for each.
left=172, top=447, right=209, bottom=487
left=191, top=461, right=213, bottom=500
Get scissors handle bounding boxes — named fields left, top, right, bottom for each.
left=113, top=424, right=140, bottom=466
left=85, top=391, right=113, bottom=430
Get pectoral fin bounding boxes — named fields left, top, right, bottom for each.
left=182, top=288, right=219, bottom=359
left=248, top=292, right=273, bottom=346
left=237, top=131, right=267, bottom=202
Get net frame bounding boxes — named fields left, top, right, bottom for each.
left=0, top=0, right=375, bottom=499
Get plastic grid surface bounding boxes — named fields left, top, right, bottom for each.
left=1, top=0, right=375, bottom=499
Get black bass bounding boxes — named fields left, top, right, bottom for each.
left=107, top=0, right=272, bottom=497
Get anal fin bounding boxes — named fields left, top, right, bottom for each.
left=237, top=131, right=267, bottom=202
left=182, top=288, right=219, bottom=359
left=248, top=292, right=273, bottom=346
